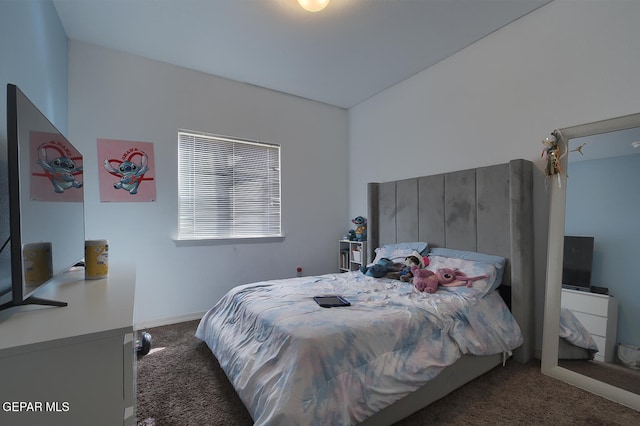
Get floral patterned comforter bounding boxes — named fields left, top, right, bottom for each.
left=196, top=271, right=523, bottom=425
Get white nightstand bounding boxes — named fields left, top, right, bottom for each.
left=561, top=288, right=618, bottom=362
left=339, top=240, right=367, bottom=272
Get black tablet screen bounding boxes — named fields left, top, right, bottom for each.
left=313, top=296, right=350, bottom=307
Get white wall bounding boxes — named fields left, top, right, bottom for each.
left=348, top=0, right=640, bottom=355
left=0, top=1, right=68, bottom=134
left=67, top=41, right=349, bottom=327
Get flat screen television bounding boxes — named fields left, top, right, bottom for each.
left=0, top=84, right=85, bottom=311
left=562, top=235, right=594, bottom=292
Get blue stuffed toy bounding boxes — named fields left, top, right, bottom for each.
left=360, top=258, right=402, bottom=278
left=351, top=216, right=367, bottom=241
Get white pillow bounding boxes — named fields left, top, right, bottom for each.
left=370, top=242, right=429, bottom=265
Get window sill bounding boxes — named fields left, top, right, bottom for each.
left=173, top=235, right=285, bottom=247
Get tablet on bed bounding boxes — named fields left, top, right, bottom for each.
left=313, top=295, right=351, bottom=308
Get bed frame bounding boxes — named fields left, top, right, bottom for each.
left=362, top=159, right=535, bottom=425
left=558, top=337, right=595, bottom=360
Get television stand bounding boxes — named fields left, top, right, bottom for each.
left=0, top=264, right=136, bottom=425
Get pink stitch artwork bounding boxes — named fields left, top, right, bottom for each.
left=30, top=131, right=83, bottom=202
left=98, top=138, right=156, bottom=202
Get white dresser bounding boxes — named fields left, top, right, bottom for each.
left=0, top=264, right=136, bottom=425
left=561, top=288, right=618, bottom=362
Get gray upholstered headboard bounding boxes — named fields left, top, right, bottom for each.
left=367, top=159, right=534, bottom=363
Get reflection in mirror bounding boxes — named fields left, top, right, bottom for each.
left=560, top=128, right=640, bottom=390
left=542, top=113, right=640, bottom=412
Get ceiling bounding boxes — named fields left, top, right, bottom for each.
left=53, top=0, right=550, bottom=109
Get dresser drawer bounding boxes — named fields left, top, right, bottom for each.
left=572, top=311, right=607, bottom=337
left=562, top=290, right=609, bottom=317
left=591, top=334, right=606, bottom=354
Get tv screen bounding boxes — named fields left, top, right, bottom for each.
left=562, top=235, right=594, bottom=291
left=0, top=84, right=85, bottom=311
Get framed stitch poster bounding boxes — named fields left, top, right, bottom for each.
left=98, top=138, right=156, bottom=202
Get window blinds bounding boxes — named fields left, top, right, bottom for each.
left=178, top=131, right=281, bottom=239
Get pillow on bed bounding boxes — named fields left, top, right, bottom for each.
left=426, top=248, right=507, bottom=297
left=370, top=242, right=429, bottom=265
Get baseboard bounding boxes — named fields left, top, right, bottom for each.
left=134, top=311, right=206, bottom=330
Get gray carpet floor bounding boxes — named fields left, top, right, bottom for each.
left=136, top=320, right=640, bottom=425
left=559, top=359, right=640, bottom=395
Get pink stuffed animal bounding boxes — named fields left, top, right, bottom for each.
left=412, top=266, right=489, bottom=293
left=411, top=266, right=439, bottom=293
left=436, top=268, right=488, bottom=288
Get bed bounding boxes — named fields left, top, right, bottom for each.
left=196, top=159, right=536, bottom=425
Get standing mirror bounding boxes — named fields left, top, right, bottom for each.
left=542, top=112, right=640, bottom=410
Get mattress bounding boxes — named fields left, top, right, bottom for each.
left=196, top=271, right=523, bottom=425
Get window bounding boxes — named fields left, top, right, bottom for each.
left=178, top=131, right=281, bottom=240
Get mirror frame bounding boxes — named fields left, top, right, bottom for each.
left=541, top=112, right=640, bottom=411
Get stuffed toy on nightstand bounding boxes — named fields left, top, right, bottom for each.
left=351, top=216, right=367, bottom=241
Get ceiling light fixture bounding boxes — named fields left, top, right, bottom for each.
left=632, top=141, right=640, bottom=149
left=298, top=0, right=330, bottom=13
